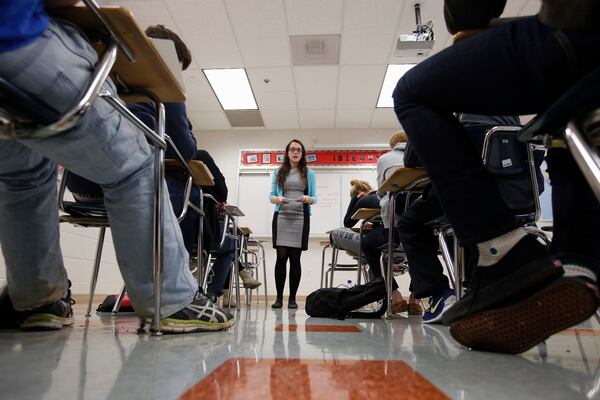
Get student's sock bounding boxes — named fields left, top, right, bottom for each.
left=477, top=227, right=527, bottom=267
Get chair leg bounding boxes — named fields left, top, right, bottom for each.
left=86, top=227, right=106, bottom=318
left=565, top=120, right=600, bottom=203
left=437, top=229, right=456, bottom=293
left=260, top=243, right=268, bottom=306
left=202, top=253, right=213, bottom=293
left=111, top=284, right=127, bottom=315
left=330, top=245, right=339, bottom=287
left=320, top=244, right=329, bottom=288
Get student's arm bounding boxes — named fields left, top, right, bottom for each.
left=194, top=150, right=228, bottom=203
left=164, top=102, right=197, bottom=161
left=343, top=195, right=360, bottom=228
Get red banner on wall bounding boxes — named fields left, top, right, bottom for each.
left=240, top=149, right=388, bottom=167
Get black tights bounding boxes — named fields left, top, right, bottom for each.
left=274, top=246, right=302, bottom=301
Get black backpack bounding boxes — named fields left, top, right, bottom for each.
left=305, top=277, right=388, bottom=320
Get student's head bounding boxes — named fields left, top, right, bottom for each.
left=389, top=130, right=408, bottom=148
left=278, top=139, right=308, bottom=187
left=145, top=25, right=192, bottom=71
left=350, top=179, right=372, bottom=197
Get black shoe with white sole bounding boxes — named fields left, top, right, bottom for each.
left=161, top=292, right=235, bottom=334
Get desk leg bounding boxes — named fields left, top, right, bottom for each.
left=152, top=102, right=165, bottom=336
left=233, top=218, right=241, bottom=311
left=385, top=193, right=396, bottom=320
left=357, top=222, right=364, bottom=285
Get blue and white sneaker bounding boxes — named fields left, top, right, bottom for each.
left=423, top=288, right=456, bottom=324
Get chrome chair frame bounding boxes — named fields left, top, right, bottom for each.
left=437, top=125, right=551, bottom=300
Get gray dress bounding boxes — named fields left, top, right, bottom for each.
left=275, top=169, right=306, bottom=248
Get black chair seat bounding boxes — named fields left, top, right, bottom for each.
left=63, top=201, right=108, bottom=219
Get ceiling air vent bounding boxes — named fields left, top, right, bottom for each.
left=290, top=34, right=340, bottom=65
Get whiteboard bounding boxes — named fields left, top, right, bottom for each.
left=236, top=168, right=377, bottom=237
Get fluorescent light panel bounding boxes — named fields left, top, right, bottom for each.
left=204, top=68, right=258, bottom=110
left=376, top=64, right=416, bottom=108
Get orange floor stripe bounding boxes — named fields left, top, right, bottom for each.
left=558, top=328, right=600, bottom=336
left=275, top=324, right=361, bottom=332
left=180, top=358, right=449, bottom=400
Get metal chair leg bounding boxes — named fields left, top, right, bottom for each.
left=320, top=243, right=330, bottom=288
left=385, top=194, right=396, bottom=319
left=151, top=102, right=166, bottom=336
left=437, top=229, right=456, bottom=293
left=86, top=227, right=106, bottom=318
left=111, top=284, right=127, bottom=315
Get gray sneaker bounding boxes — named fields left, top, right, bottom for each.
left=20, top=286, right=75, bottom=331
left=160, top=292, right=235, bottom=334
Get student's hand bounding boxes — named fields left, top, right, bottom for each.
left=357, top=191, right=368, bottom=199
left=301, top=195, right=313, bottom=204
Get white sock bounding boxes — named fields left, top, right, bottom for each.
left=477, top=227, right=527, bottom=267
left=563, top=263, right=597, bottom=282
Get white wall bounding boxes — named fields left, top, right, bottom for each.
left=0, top=128, right=402, bottom=298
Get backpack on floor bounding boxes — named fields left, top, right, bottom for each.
left=305, top=277, right=388, bottom=320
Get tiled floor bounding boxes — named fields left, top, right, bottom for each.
left=1, top=303, right=600, bottom=399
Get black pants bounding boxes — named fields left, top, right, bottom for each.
left=397, top=187, right=449, bottom=299
left=393, top=16, right=600, bottom=271
left=274, top=246, right=302, bottom=300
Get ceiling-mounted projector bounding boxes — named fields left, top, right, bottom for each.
left=395, top=3, right=434, bottom=57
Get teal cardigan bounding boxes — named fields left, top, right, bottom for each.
left=269, top=168, right=317, bottom=215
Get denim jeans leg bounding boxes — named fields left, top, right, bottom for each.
left=0, top=141, right=68, bottom=310
left=0, top=20, right=196, bottom=317
left=207, top=235, right=235, bottom=297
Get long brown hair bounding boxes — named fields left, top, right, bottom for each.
left=277, top=139, right=308, bottom=188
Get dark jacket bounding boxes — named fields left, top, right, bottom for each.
left=343, top=192, right=380, bottom=228
left=194, top=149, right=227, bottom=204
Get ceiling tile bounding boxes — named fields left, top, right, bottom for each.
left=343, top=0, right=405, bottom=35
left=335, top=110, right=373, bottom=128
left=101, top=1, right=177, bottom=30
left=285, top=0, right=343, bottom=35
left=294, top=66, right=338, bottom=109
left=247, top=67, right=295, bottom=92
left=340, top=34, right=395, bottom=65
left=299, top=110, right=335, bottom=129
left=183, top=69, right=222, bottom=112
left=188, top=111, right=231, bottom=130
left=255, top=92, right=297, bottom=111
left=237, top=36, right=291, bottom=67
left=337, top=65, right=386, bottom=109
left=165, top=0, right=235, bottom=38
left=225, top=0, right=287, bottom=38
left=261, top=110, right=299, bottom=129
left=189, top=37, right=243, bottom=68
left=370, top=108, right=400, bottom=129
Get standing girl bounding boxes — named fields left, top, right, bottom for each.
left=269, top=139, right=317, bottom=309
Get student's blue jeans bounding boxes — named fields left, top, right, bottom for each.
left=206, top=234, right=236, bottom=298
left=393, top=16, right=600, bottom=270
left=0, top=19, right=197, bottom=316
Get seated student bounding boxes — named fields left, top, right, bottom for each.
left=398, top=114, right=540, bottom=324
left=361, top=131, right=421, bottom=315
left=195, top=149, right=260, bottom=305
left=329, top=179, right=379, bottom=257
left=393, top=0, right=600, bottom=352
left=0, top=2, right=232, bottom=332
